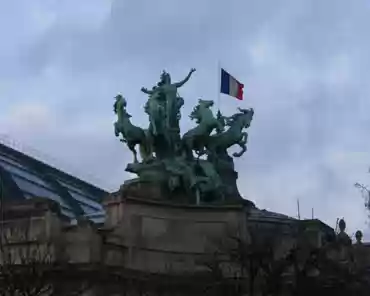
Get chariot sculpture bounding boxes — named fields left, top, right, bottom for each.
left=113, top=69, right=254, bottom=204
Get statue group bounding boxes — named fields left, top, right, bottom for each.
left=113, top=69, right=254, bottom=204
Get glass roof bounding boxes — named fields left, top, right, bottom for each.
left=0, top=154, right=50, bottom=188
left=11, top=175, right=69, bottom=208
left=0, top=144, right=108, bottom=223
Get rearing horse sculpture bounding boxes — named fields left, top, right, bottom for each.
left=181, top=99, right=224, bottom=159
left=205, top=107, right=254, bottom=158
left=113, top=95, right=152, bottom=163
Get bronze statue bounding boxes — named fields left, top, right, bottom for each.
left=113, top=69, right=254, bottom=204
left=113, top=95, right=152, bottom=163
left=182, top=99, right=224, bottom=159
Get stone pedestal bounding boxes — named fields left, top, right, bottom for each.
left=207, top=153, right=243, bottom=201
left=103, top=187, right=254, bottom=274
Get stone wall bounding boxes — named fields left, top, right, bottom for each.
left=0, top=195, right=337, bottom=272
left=103, top=192, right=252, bottom=273
left=2, top=195, right=369, bottom=295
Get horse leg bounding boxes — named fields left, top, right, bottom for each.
left=233, top=133, right=247, bottom=157
left=114, top=122, right=119, bottom=137
left=241, top=132, right=248, bottom=145
left=232, top=142, right=246, bottom=157
left=128, top=143, right=138, bottom=163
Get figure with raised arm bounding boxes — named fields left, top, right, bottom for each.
left=141, top=68, right=195, bottom=127
left=141, top=69, right=196, bottom=156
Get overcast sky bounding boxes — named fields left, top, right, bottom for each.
left=1, top=0, right=370, bottom=238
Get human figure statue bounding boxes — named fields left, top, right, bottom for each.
left=141, top=69, right=196, bottom=122
left=141, top=68, right=196, bottom=154
left=336, top=219, right=352, bottom=246
left=335, top=219, right=352, bottom=268
left=142, top=85, right=166, bottom=136
left=355, top=230, right=363, bottom=245
left=353, top=230, right=368, bottom=269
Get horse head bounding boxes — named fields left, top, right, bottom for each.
left=237, top=107, right=254, bottom=128
left=114, top=94, right=127, bottom=113
left=198, top=99, right=214, bottom=109
left=189, top=105, right=201, bottom=123
left=237, top=107, right=254, bottom=114
left=225, top=108, right=254, bottom=128
left=189, top=99, right=215, bottom=124
left=114, top=95, right=132, bottom=120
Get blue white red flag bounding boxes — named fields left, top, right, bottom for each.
left=220, top=68, right=244, bottom=100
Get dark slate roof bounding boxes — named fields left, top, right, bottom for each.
left=0, top=142, right=108, bottom=223
left=248, top=208, right=296, bottom=224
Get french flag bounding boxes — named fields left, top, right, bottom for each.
left=220, top=68, right=244, bottom=100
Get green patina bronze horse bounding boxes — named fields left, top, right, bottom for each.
left=181, top=99, right=224, bottom=159
left=206, top=107, right=254, bottom=158
left=113, top=95, right=152, bottom=163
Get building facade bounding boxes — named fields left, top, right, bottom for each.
left=2, top=141, right=367, bottom=295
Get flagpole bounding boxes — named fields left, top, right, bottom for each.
left=217, top=61, right=221, bottom=112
